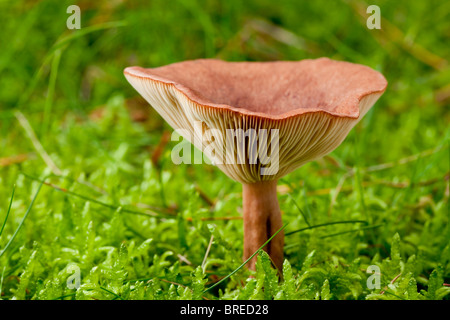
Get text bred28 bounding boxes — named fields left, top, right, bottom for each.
left=225, top=304, right=268, bottom=315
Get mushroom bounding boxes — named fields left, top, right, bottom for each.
left=124, top=58, right=387, bottom=271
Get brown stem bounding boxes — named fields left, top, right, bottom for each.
left=242, top=180, right=284, bottom=272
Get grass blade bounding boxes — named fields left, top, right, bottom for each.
left=0, top=185, right=15, bottom=238
left=0, top=266, right=5, bottom=298
left=99, top=286, right=124, bottom=300
left=203, top=223, right=288, bottom=293
left=285, top=224, right=383, bottom=249
left=286, top=192, right=311, bottom=227
left=0, top=181, right=43, bottom=258
left=52, top=292, right=76, bottom=300
left=42, top=48, right=62, bottom=136
left=319, top=224, right=383, bottom=239
left=19, top=171, right=174, bottom=219
left=285, top=220, right=368, bottom=236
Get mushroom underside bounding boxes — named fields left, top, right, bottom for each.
left=125, top=73, right=382, bottom=184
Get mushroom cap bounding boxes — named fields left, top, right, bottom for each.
left=124, top=58, right=387, bottom=184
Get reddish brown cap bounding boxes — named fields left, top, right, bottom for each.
left=124, top=58, right=387, bottom=183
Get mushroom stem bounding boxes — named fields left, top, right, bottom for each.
left=242, top=180, right=284, bottom=272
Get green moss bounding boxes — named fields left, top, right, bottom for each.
left=0, top=0, right=449, bottom=300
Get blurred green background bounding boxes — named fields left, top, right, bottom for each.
left=0, top=0, right=449, bottom=300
